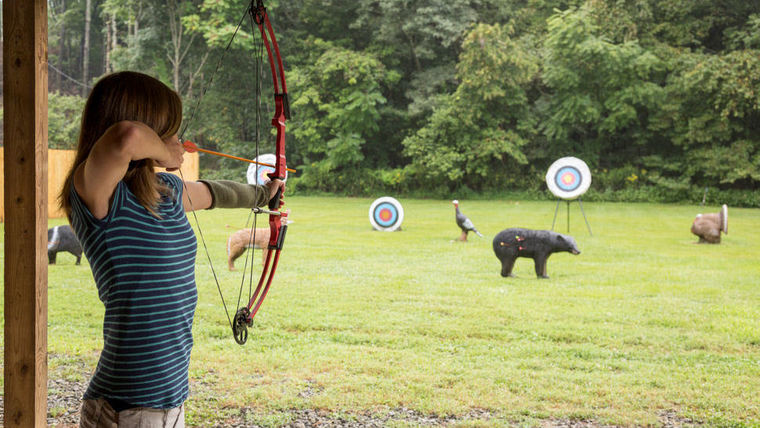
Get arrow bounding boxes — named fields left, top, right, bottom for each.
left=183, top=140, right=296, bottom=173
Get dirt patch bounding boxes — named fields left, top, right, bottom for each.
left=0, top=358, right=703, bottom=428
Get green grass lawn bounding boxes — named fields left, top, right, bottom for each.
left=2, top=197, right=759, bottom=427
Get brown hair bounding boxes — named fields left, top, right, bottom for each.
left=59, top=71, right=182, bottom=218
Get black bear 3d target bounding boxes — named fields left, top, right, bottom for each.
left=546, top=157, right=592, bottom=200
left=369, top=197, right=404, bottom=232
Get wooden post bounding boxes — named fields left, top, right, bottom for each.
left=3, top=0, right=49, bottom=427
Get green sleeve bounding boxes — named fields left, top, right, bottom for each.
left=198, top=179, right=269, bottom=209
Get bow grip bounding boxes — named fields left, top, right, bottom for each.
left=267, top=161, right=285, bottom=210
left=268, top=187, right=282, bottom=210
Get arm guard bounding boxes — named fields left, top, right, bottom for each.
left=198, top=180, right=269, bottom=209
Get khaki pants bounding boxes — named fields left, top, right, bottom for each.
left=80, top=398, right=184, bottom=428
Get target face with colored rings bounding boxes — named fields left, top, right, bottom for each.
left=556, top=166, right=582, bottom=191
left=246, top=153, right=288, bottom=186
left=546, top=157, right=591, bottom=200
left=369, top=197, right=404, bottom=232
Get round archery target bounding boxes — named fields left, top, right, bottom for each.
left=369, top=197, right=404, bottom=232
left=246, top=154, right=288, bottom=185
left=546, top=157, right=591, bottom=200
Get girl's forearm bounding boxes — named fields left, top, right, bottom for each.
left=115, top=121, right=172, bottom=164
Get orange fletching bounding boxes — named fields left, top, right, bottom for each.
left=183, top=140, right=199, bottom=153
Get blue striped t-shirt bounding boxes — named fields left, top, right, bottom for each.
left=69, top=172, right=197, bottom=411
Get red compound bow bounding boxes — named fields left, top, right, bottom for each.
left=231, top=0, right=291, bottom=345
left=181, top=0, right=290, bottom=345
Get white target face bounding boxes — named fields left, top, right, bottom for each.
left=369, top=197, right=404, bottom=232
left=246, top=154, right=288, bottom=185
left=721, top=204, right=728, bottom=233
left=546, top=157, right=591, bottom=200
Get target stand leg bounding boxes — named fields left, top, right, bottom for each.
left=551, top=199, right=562, bottom=231
left=552, top=198, right=593, bottom=236
left=577, top=197, right=593, bottom=236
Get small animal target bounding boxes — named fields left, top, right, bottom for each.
left=369, top=197, right=404, bottom=232
left=546, top=157, right=591, bottom=200
left=691, top=204, right=728, bottom=244
left=246, top=153, right=288, bottom=185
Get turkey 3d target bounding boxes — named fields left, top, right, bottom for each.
left=546, top=157, right=593, bottom=235
left=369, top=197, right=404, bottom=232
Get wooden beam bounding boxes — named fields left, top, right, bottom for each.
left=3, top=0, right=49, bottom=427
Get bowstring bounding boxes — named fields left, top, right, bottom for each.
left=178, top=1, right=259, bottom=333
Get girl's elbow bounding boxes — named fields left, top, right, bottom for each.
left=107, top=121, right=145, bottom=160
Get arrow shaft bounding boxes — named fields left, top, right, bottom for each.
left=191, top=146, right=295, bottom=173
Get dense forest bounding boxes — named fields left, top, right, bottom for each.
left=7, top=0, right=760, bottom=205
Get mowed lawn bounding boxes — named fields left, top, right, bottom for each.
left=1, top=197, right=759, bottom=427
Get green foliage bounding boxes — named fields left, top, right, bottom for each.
left=183, top=0, right=252, bottom=50
left=585, top=0, right=655, bottom=43
left=48, top=92, right=86, bottom=149
left=288, top=38, right=396, bottom=192
left=650, top=49, right=760, bottom=187
left=541, top=6, right=666, bottom=165
left=352, top=0, right=482, bottom=117
left=726, top=14, right=760, bottom=50
left=403, top=23, right=539, bottom=192
left=43, top=0, right=760, bottom=201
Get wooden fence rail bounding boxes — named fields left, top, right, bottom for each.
left=0, top=148, right=198, bottom=221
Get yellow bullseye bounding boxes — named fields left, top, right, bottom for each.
left=562, top=173, right=575, bottom=185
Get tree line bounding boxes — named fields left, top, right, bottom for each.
left=27, top=0, right=760, bottom=205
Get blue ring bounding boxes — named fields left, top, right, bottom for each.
left=373, top=203, right=398, bottom=227
left=555, top=166, right=582, bottom=191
